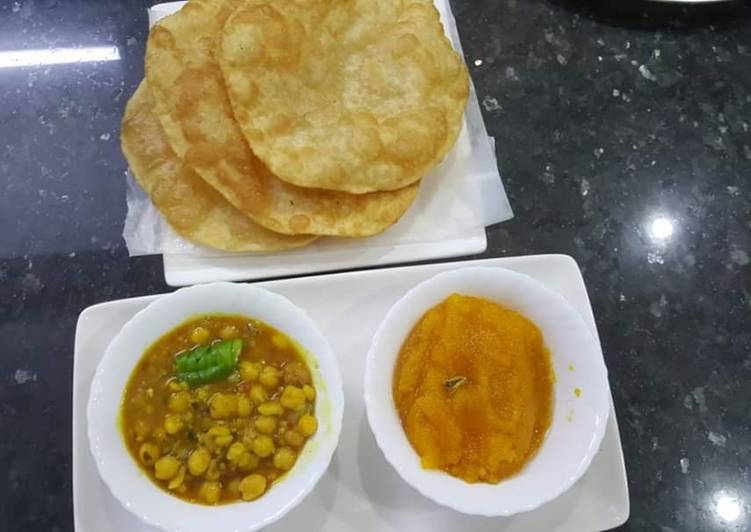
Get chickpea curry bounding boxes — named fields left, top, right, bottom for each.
left=393, top=294, right=554, bottom=484
left=121, top=315, right=319, bottom=505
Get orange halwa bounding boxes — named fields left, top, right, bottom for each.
left=393, top=294, right=554, bottom=483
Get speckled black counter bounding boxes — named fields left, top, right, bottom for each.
left=0, top=0, right=749, bottom=530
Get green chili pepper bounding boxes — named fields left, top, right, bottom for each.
left=175, top=339, right=242, bottom=386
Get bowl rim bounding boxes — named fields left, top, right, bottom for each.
left=363, top=266, right=610, bottom=516
left=86, top=282, right=344, bottom=532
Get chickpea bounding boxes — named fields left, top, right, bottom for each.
left=239, top=474, right=267, bottom=501
left=280, top=385, right=306, bottom=412
left=138, top=442, right=160, bottom=465
left=237, top=396, right=252, bottom=417
left=227, top=478, right=241, bottom=498
left=257, top=401, right=283, bottom=416
left=215, top=434, right=233, bottom=447
left=273, top=447, right=297, bottom=471
left=163, top=414, right=183, bottom=434
left=168, top=466, right=186, bottom=490
left=282, top=361, right=310, bottom=386
left=188, top=447, right=211, bottom=476
left=226, top=442, right=246, bottom=463
left=168, top=391, right=191, bottom=413
left=302, top=385, right=316, bottom=401
left=199, top=480, right=222, bottom=504
left=248, top=384, right=268, bottom=405
left=238, top=452, right=259, bottom=471
left=254, top=416, right=277, bottom=435
left=284, top=430, right=304, bottom=448
left=259, top=366, right=280, bottom=389
left=154, top=456, right=181, bottom=480
left=167, top=379, right=188, bottom=392
left=207, top=425, right=231, bottom=437
left=207, top=424, right=233, bottom=447
left=210, top=393, right=237, bottom=419
left=271, top=334, right=289, bottom=350
left=205, top=459, right=221, bottom=480
left=239, top=360, right=260, bottom=382
left=190, top=326, right=210, bottom=344
left=220, top=325, right=240, bottom=340
left=242, top=426, right=258, bottom=447
left=196, top=387, right=210, bottom=402
left=298, top=415, right=318, bottom=437
left=252, top=435, right=275, bottom=458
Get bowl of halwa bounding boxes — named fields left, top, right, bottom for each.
left=363, top=266, right=609, bottom=516
left=87, top=282, right=344, bottom=532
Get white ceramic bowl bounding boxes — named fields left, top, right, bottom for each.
left=87, top=282, right=344, bottom=532
left=363, top=267, right=610, bottom=516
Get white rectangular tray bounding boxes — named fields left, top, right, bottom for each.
left=73, top=255, right=629, bottom=531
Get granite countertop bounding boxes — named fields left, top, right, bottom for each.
left=1, top=0, right=749, bottom=530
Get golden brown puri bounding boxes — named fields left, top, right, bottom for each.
left=219, top=0, right=469, bottom=194
left=121, top=82, right=317, bottom=252
left=145, top=0, right=420, bottom=237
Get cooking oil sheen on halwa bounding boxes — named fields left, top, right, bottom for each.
left=121, top=315, right=318, bottom=504
left=393, top=294, right=554, bottom=483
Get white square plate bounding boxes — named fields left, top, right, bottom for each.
left=162, top=230, right=488, bottom=286
left=144, top=0, right=513, bottom=286
left=73, top=255, right=629, bottom=531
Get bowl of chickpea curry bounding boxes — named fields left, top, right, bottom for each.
left=87, top=283, right=344, bottom=532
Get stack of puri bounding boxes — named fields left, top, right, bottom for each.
left=121, top=0, right=469, bottom=253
